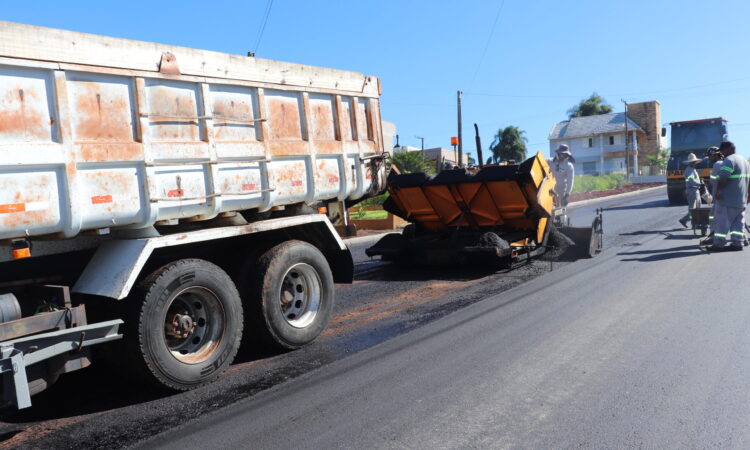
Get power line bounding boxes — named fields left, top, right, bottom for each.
left=616, top=75, right=750, bottom=97
left=464, top=75, right=750, bottom=100
left=464, top=91, right=582, bottom=99
left=469, top=0, right=505, bottom=89
left=253, top=0, right=275, bottom=53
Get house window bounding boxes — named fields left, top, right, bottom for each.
left=582, top=162, right=597, bottom=175
left=609, top=135, right=615, bottom=145
left=587, top=138, right=593, bottom=147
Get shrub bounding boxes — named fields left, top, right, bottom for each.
left=571, top=173, right=626, bottom=194
left=361, top=192, right=389, bottom=207
left=350, top=209, right=388, bottom=220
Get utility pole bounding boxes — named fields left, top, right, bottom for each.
left=415, top=135, right=425, bottom=160
left=622, top=99, right=630, bottom=181
left=457, top=90, right=463, bottom=167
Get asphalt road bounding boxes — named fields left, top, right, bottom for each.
left=137, top=186, right=750, bottom=449
left=6, top=186, right=725, bottom=449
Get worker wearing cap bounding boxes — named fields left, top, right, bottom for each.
left=549, top=144, right=575, bottom=207
left=711, top=140, right=750, bottom=251
left=678, top=152, right=703, bottom=228
left=707, top=146, right=723, bottom=231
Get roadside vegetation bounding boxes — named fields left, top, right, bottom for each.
left=361, top=192, right=388, bottom=206
left=571, top=173, right=627, bottom=194
left=646, top=148, right=670, bottom=173
left=390, top=151, right=434, bottom=174
left=487, top=126, right=527, bottom=164
left=350, top=208, right=388, bottom=220
left=567, top=93, right=613, bottom=118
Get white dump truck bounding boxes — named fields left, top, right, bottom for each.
left=0, top=21, right=387, bottom=408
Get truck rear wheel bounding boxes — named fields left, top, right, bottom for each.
left=667, top=185, right=686, bottom=204
left=244, top=241, right=334, bottom=350
left=125, top=259, right=243, bottom=390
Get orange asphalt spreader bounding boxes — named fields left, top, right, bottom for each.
left=366, top=152, right=603, bottom=266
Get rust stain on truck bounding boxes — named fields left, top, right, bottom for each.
left=0, top=87, right=47, bottom=140
left=0, top=21, right=383, bottom=242
left=74, top=84, right=134, bottom=142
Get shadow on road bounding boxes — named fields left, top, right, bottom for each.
left=0, top=364, right=171, bottom=424
left=664, top=233, right=704, bottom=240
left=0, top=340, right=287, bottom=425
left=604, top=199, right=671, bottom=211
left=620, top=250, right=705, bottom=262
left=620, top=228, right=685, bottom=236
left=619, top=244, right=698, bottom=255
left=619, top=243, right=706, bottom=262
left=619, top=228, right=704, bottom=241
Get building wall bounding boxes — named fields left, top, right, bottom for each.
left=552, top=131, right=640, bottom=175
left=550, top=132, right=633, bottom=157
left=574, top=157, right=627, bottom=175
left=604, top=157, right=626, bottom=173
left=549, top=136, right=599, bottom=158
left=626, top=101, right=661, bottom=166
left=382, top=120, right=397, bottom=151
left=421, top=147, right=469, bottom=166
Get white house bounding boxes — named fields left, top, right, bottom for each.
left=548, top=113, right=645, bottom=175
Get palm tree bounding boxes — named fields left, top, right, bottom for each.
left=645, top=148, right=670, bottom=173
left=391, top=151, right=434, bottom=174
left=567, top=92, right=613, bottom=118
left=487, top=126, right=527, bottom=164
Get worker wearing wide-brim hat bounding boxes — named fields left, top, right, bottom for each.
left=678, top=152, right=703, bottom=228
left=548, top=144, right=575, bottom=207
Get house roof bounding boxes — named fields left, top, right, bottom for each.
left=549, top=113, right=643, bottom=140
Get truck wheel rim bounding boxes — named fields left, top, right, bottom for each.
left=163, top=287, right=225, bottom=364
left=280, top=263, right=321, bottom=329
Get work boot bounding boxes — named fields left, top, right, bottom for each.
left=729, top=245, right=744, bottom=252
left=707, top=244, right=727, bottom=252
left=679, top=217, right=688, bottom=228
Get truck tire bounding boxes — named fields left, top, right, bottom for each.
left=124, top=259, right=243, bottom=390
left=667, top=186, right=686, bottom=204
left=243, top=240, right=334, bottom=350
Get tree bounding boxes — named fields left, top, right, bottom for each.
left=567, top=92, right=613, bottom=118
left=487, top=126, right=527, bottom=164
left=390, top=151, right=434, bottom=174
left=645, top=148, right=670, bottom=173
left=467, top=154, right=476, bottom=166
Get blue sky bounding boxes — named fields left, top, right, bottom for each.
left=5, top=0, right=750, bottom=159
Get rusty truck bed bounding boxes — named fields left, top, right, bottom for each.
left=0, top=21, right=385, bottom=241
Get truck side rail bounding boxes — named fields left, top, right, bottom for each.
left=73, top=214, right=348, bottom=300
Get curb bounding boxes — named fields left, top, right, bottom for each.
left=568, top=185, right=665, bottom=208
